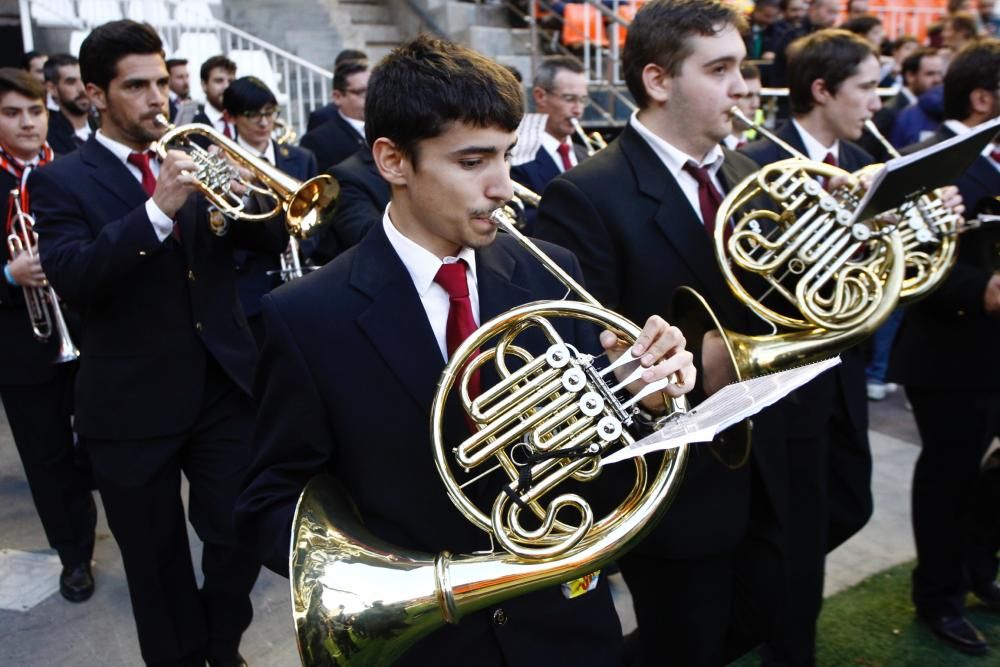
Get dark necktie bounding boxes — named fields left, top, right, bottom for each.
left=128, top=151, right=179, bottom=241
left=434, top=260, right=480, bottom=399
left=223, top=121, right=233, bottom=139
left=823, top=151, right=838, bottom=167
left=556, top=142, right=573, bottom=171
left=683, top=162, right=724, bottom=237
left=990, top=148, right=1000, bottom=164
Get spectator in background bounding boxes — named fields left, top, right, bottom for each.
left=979, top=0, right=1000, bottom=34
left=725, top=63, right=763, bottom=149
left=192, top=54, right=237, bottom=137
left=746, top=0, right=783, bottom=61
left=768, top=0, right=839, bottom=90
left=165, top=58, right=196, bottom=123
left=307, top=48, right=368, bottom=131
left=780, top=0, right=808, bottom=29
left=847, top=0, right=869, bottom=18
left=883, top=35, right=919, bottom=87
left=42, top=54, right=95, bottom=155
left=300, top=59, right=369, bottom=170
left=842, top=14, right=885, bottom=49
left=22, top=50, right=46, bottom=82
left=942, top=13, right=981, bottom=54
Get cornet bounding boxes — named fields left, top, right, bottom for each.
left=272, top=116, right=297, bottom=145
left=152, top=114, right=338, bottom=238
left=570, top=117, right=607, bottom=157
left=5, top=189, right=79, bottom=363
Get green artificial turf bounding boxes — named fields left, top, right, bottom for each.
left=730, top=561, right=1000, bottom=666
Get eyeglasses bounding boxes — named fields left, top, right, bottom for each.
left=547, top=91, right=591, bottom=106
left=240, top=108, right=279, bottom=121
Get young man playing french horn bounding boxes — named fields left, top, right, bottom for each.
left=237, top=35, right=696, bottom=666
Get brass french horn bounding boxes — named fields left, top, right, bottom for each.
left=290, top=207, right=707, bottom=666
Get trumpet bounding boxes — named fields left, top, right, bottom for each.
left=273, top=116, right=297, bottom=145
left=152, top=114, right=338, bottom=238
left=5, top=189, right=79, bottom=363
left=571, top=117, right=607, bottom=157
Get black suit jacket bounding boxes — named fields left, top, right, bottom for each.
left=739, top=121, right=873, bottom=443
left=237, top=223, right=625, bottom=666
left=510, top=142, right=588, bottom=233
left=298, top=111, right=366, bottom=171
left=29, top=136, right=288, bottom=440
left=535, top=123, right=788, bottom=559
left=0, top=168, right=65, bottom=385
left=233, top=141, right=318, bottom=317
left=45, top=111, right=93, bottom=155
left=306, top=102, right=338, bottom=133
left=311, top=147, right=389, bottom=264
left=890, top=125, right=1000, bottom=389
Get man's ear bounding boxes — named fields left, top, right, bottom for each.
left=372, top=137, right=408, bottom=186
left=532, top=85, right=546, bottom=109
left=331, top=89, right=344, bottom=107
left=85, top=83, right=106, bottom=113
left=810, top=78, right=832, bottom=106
left=641, top=63, right=672, bottom=104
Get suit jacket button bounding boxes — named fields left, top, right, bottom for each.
left=195, top=322, right=203, bottom=332
left=188, top=270, right=196, bottom=281
left=957, top=310, right=965, bottom=316
left=139, top=250, right=147, bottom=256
left=492, top=608, right=508, bottom=626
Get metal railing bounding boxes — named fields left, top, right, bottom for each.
left=20, top=0, right=334, bottom=137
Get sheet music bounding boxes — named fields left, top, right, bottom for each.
left=511, top=113, right=548, bottom=166
left=601, top=357, right=841, bottom=465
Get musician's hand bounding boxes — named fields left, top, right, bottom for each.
left=936, top=185, right=964, bottom=217
left=153, top=149, right=199, bottom=218
left=702, top=330, right=736, bottom=396
left=207, top=145, right=252, bottom=198
left=7, top=253, right=47, bottom=287
left=984, top=274, right=1000, bottom=317
left=600, top=315, right=696, bottom=412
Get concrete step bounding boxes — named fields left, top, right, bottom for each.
left=429, top=1, right=509, bottom=34
left=355, top=22, right=402, bottom=44
left=495, top=54, right=533, bottom=83
left=454, top=26, right=532, bottom=57
left=346, top=3, right=393, bottom=24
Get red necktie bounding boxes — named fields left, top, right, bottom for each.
left=823, top=152, right=838, bottom=167
left=128, top=151, right=180, bottom=241
left=434, top=260, right=481, bottom=400
left=683, top=162, right=724, bottom=237
left=556, top=142, right=573, bottom=171
left=223, top=121, right=233, bottom=139
left=990, top=148, right=1000, bottom=164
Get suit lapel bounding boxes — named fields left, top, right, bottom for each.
left=352, top=223, right=445, bottom=415
left=80, top=138, right=149, bottom=210
left=476, top=241, right=534, bottom=323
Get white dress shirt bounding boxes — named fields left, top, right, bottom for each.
left=382, top=205, right=480, bottom=361
left=73, top=122, right=93, bottom=144
left=791, top=119, right=840, bottom=163
left=237, top=135, right=276, bottom=165
left=540, top=131, right=578, bottom=173
left=203, top=103, right=230, bottom=135
left=629, top=111, right=725, bottom=225
left=340, top=110, right=365, bottom=138
left=94, top=130, right=175, bottom=242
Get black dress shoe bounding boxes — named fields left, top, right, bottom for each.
left=974, top=582, right=1000, bottom=611
left=919, top=613, right=989, bottom=655
left=59, top=562, right=94, bottom=603
left=206, top=653, right=247, bottom=667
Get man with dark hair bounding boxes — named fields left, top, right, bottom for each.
left=222, top=76, right=317, bottom=341
left=237, top=34, right=696, bottom=667
left=745, top=0, right=782, bottom=61
left=192, top=54, right=237, bottom=137
left=22, top=50, right=47, bottom=82
left=510, top=55, right=589, bottom=231
left=43, top=54, right=95, bottom=154
left=740, top=27, right=882, bottom=667
left=165, top=57, right=194, bottom=123
left=890, top=37, right=1000, bottom=657
left=0, top=67, right=97, bottom=605
left=29, top=20, right=279, bottom=666
left=305, top=48, right=369, bottom=131
left=536, top=1, right=790, bottom=664
left=943, top=12, right=981, bottom=52
left=841, top=13, right=886, bottom=48
left=767, top=0, right=839, bottom=90
left=300, top=59, right=369, bottom=168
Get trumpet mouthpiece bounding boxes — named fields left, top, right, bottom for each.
left=154, top=113, right=169, bottom=127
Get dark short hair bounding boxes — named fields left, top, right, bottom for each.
left=42, top=53, right=79, bottom=84
left=365, top=35, right=523, bottom=165
left=892, top=35, right=918, bottom=53
left=0, top=67, right=46, bottom=102
left=741, top=62, right=761, bottom=80
left=533, top=55, right=585, bottom=91
left=943, top=38, right=1000, bottom=121
left=165, top=58, right=188, bottom=71
left=900, top=47, right=937, bottom=77
left=787, top=28, right=877, bottom=115
left=841, top=14, right=883, bottom=38
left=79, top=20, right=164, bottom=91
left=334, top=49, right=368, bottom=67
left=21, top=50, right=46, bottom=70
left=222, top=76, right=277, bottom=115
left=622, top=0, right=745, bottom=109
left=200, top=54, right=236, bottom=82
left=945, top=12, right=979, bottom=38
left=333, top=60, right=368, bottom=92
left=754, top=0, right=782, bottom=12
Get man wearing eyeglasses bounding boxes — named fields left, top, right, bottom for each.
left=222, top=76, right=318, bottom=343
left=300, top=60, right=369, bottom=171
left=511, top=56, right=590, bottom=232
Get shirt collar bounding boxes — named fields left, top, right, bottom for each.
left=943, top=119, right=971, bottom=136
left=339, top=110, right=365, bottom=136
left=381, top=203, right=478, bottom=297
left=204, top=103, right=224, bottom=125
left=900, top=87, right=917, bottom=106
left=95, top=129, right=151, bottom=163
left=791, top=119, right=839, bottom=162
left=629, top=110, right=724, bottom=179
left=237, top=135, right=276, bottom=164
left=540, top=130, right=572, bottom=155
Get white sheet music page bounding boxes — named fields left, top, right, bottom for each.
left=601, top=357, right=842, bottom=466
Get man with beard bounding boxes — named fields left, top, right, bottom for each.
left=165, top=57, right=196, bottom=123
left=30, top=20, right=280, bottom=666
left=43, top=54, right=95, bottom=154
left=192, top=54, right=236, bottom=138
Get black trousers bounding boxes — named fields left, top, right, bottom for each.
left=81, top=360, right=261, bottom=666
left=0, top=365, right=96, bottom=568
left=909, top=387, right=1000, bottom=618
